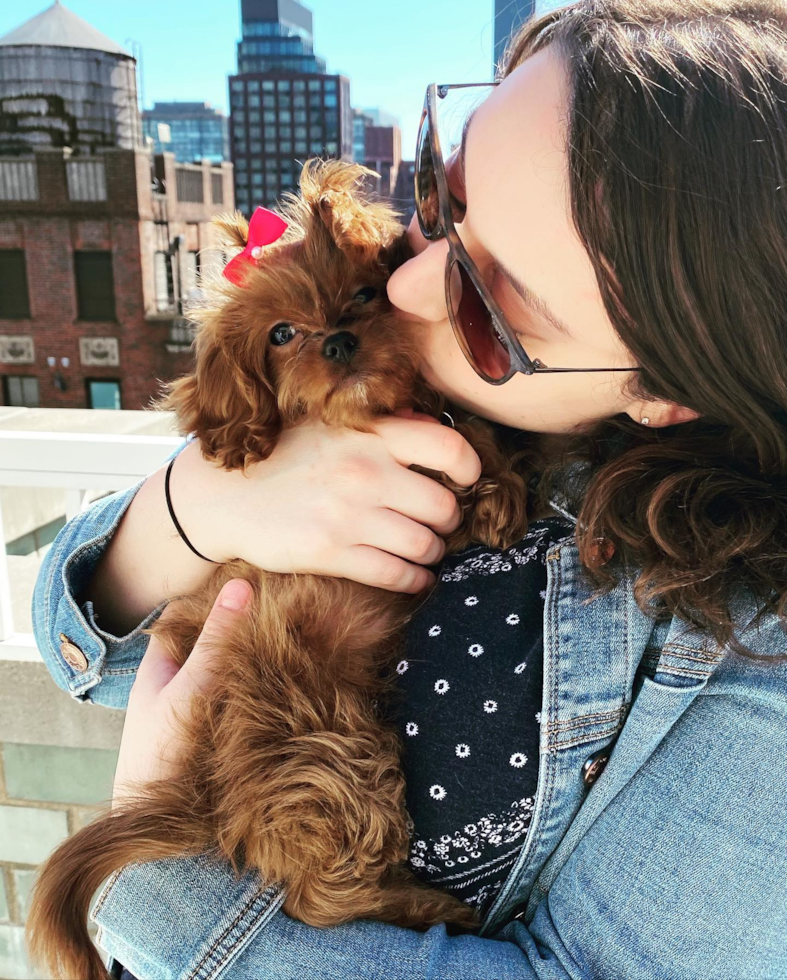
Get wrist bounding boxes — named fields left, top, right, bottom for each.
left=171, top=440, right=240, bottom=565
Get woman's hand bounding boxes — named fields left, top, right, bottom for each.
left=175, top=412, right=482, bottom=594
left=112, top=579, right=252, bottom=808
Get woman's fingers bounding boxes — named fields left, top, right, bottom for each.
left=335, top=545, right=436, bottom=594
left=382, top=466, right=463, bottom=536
left=168, top=580, right=253, bottom=699
left=359, top=508, right=446, bottom=567
left=374, top=416, right=482, bottom=487
left=134, top=580, right=253, bottom=703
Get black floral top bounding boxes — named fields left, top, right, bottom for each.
left=391, top=517, right=574, bottom=917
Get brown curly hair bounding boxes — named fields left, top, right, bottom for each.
left=503, top=0, right=787, bottom=655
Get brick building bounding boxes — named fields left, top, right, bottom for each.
left=0, top=149, right=233, bottom=410
left=0, top=2, right=234, bottom=411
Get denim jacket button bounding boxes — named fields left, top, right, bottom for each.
left=59, top=633, right=88, bottom=672
left=588, top=538, right=616, bottom=567
left=582, top=748, right=610, bottom=787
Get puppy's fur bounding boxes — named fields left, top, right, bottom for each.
left=27, top=160, right=531, bottom=980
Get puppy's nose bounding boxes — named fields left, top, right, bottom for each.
left=322, top=331, right=358, bottom=364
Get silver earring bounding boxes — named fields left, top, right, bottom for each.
left=641, top=417, right=651, bottom=426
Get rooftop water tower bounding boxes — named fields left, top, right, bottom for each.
left=0, top=0, right=142, bottom=155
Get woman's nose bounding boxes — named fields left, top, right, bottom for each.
left=387, top=230, right=450, bottom=323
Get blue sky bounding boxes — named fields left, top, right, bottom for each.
left=0, top=1, right=562, bottom=156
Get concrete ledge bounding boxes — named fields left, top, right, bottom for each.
left=0, top=658, right=123, bottom=752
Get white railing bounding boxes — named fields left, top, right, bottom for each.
left=0, top=428, right=181, bottom=662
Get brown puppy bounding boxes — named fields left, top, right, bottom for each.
left=26, top=159, right=531, bottom=980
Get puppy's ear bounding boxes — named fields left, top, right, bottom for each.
left=299, top=158, right=403, bottom=260
left=212, top=210, right=250, bottom=251
left=162, top=315, right=282, bottom=471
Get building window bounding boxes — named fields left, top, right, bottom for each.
left=0, top=250, right=31, bottom=319
left=248, top=95, right=261, bottom=108
left=324, top=94, right=337, bottom=107
left=3, top=376, right=38, bottom=407
left=154, top=251, right=174, bottom=312
left=75, top=252, right=116, bottom=321
left=277, top=80, right=291, bottom=91
left=183, top=251, right=200, bottom=297
left=252, top=173, right=264, bottom=186
left=262, top=80, right=275, bottom=91
left=293, top=79, right=306, bottom=91
left=308, top=80, right=321, bottom=91
left=325, top=79, right=337, bottom=92
left=279, top=141, right=292, bottom=153
left=295, top=141, right=307, bottom=154
left=87, top=379, right=121, bottom=410
left=231, top=81, right=244, bottom=92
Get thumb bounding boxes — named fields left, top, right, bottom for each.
left=168, top=578, right=253, bottom=699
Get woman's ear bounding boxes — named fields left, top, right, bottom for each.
left=626, top=401, right=701, bottom=428
left=162, top=321, right=282, bottom=470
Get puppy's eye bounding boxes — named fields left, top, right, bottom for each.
left=270, top=323, right=296, bottom=346
left=353, top=287, right=377, bottom=304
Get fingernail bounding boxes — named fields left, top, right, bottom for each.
left=219, top=579, right=251, bottom=610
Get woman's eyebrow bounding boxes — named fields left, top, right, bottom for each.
left=459, top=111, right=573, bottom=338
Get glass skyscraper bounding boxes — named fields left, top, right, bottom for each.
left=229, top=0, right=352, bottom=214
left=143, top=102, right=229, bottom=163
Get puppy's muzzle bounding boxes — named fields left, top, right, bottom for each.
left=322, top=331, right=359, bottom=365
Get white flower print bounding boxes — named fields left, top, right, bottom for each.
left=514, top=661, right=527, bottom=675
left=455, top=743, right=471, bottom=758
left=506, top=613, right=520, bottom=625
left=434, top=679, right=450, bottom=695
left=405, top=722, right=419, bottom=736
left=510, top=752, right=528, bottom=768
left=483, top=699, right=498, bottom=713
left=430, top=784, right=447, bottom=801
left=464, top=595, right=479, bottom=606
left=396, top=660, right=409, bottom=674
left=535, top=711, right=542, bottom=724
left=539, top=589, right=547, bottom=600
left=411, top=856, right=425, bottom=868
left=408, top=797, right=536, bottom=883
left=439, top=526, right=554, bottom=582
left=468, top=643, right=484, bottom=657
left=428, top=624, right=442, bottom=637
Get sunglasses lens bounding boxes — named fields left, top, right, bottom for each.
left=448, top=260, right=511, bottom=381
left=415, top=112, right=440, bottom=237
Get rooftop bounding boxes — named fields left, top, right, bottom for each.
left=0, top=1, right=131, bottom=57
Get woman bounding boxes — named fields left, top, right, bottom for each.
left=33, top=1, right=787, bottom=977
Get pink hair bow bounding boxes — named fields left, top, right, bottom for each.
left=223, top=206, right=289, bottom=285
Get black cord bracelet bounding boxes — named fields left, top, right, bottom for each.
left=164, top=455, right=221, bottom=564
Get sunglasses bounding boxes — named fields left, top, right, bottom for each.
left=415, top=82, right=641, bottom=384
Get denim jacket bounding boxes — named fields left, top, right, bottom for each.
left=32, top=441, right=787, bottom=979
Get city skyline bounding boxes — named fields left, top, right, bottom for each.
left=0, top=1, right=563, bottom=161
